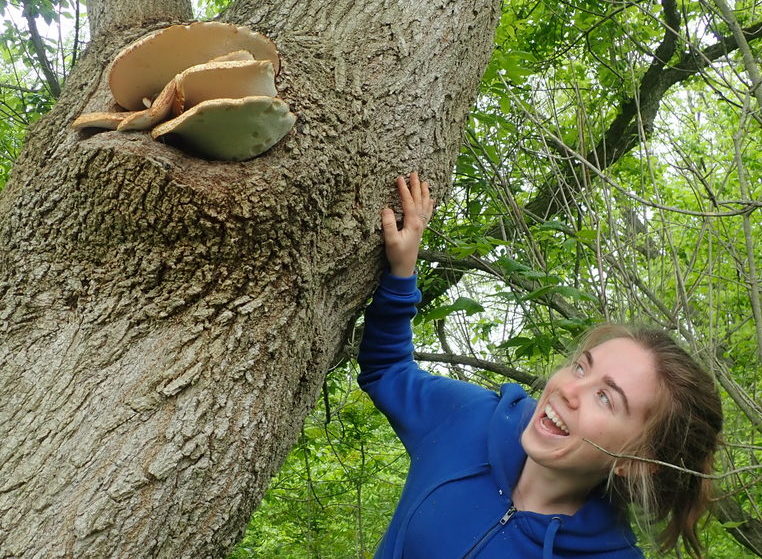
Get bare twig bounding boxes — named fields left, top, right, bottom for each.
left=434, top=319, right=468, bottom=381
left=509, top=95, right=762, bottom=218
left=0, top=83, right=41, bottom=95
left=72, top=0, right=81, bottom=69
left=418, top=248, right=581, bottom=319
left=583, top=439, right=762, bottom=480
left=732, top=93, right=762, bottom=363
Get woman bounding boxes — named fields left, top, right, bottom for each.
left=358, top=173, right=723, bottom=558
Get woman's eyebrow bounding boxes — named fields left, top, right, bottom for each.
left=583, top=350, right=593, bottom=365
left=584, top=350, right=631, bottom=414
left=603, top=375, right=631, bottom=415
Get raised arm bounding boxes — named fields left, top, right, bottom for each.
left=359, top=173, right=495, bottom=451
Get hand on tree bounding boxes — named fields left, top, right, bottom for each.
left=381, top=172, right=434, bottom=277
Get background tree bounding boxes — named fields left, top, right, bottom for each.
left=0, top=0, right=504, bottom=557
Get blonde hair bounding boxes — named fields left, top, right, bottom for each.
left=572, top=324, right=723, bottom=558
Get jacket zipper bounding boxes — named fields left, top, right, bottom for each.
left=461, top=505, right=517, bottom=559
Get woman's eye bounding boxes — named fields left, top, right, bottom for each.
left=597, top=390, right=612, bottom=408
left=573, top=362, right=584, bottom=376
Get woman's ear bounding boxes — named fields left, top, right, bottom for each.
left=614, top=460, right=657, bottom=477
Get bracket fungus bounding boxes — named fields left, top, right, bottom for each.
left=153, top=97, right=297, bottom=162
left=172, top=59, right=277, bottom=116
left=72, top=22, right=295, bottom=161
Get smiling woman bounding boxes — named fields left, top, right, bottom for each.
left=519, top=337, right=662, bottom=516
left=358, top=173, right=723, bottom=559
left=570, top=325, right=724, bottom=557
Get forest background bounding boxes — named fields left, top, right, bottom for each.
left=1, top=0, right=761, bottom=557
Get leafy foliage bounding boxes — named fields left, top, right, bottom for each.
left=229, top=368, right=407, bottom=559
left=0, top=0, right=83, bottom=188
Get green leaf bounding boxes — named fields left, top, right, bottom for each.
left=498, top=336, right=532, bottom=349
left=522, top=285, right=558, bottom=301
left=522, top=285, right=596, bottom=303
left=520, top=270, right=549, bottom=280
left=424, top=297, right=484, bottom=322
left=537, top=220, right=571, bottom=233
left=490, top=291, right=519, bottom=302
left=555, top=318, right=595, bottom=333
left=502, top=51, right=536, bottom=85
left=553, top=286, right=597, bottom=302
left=719, top=521, right=746, bottom=529
left=575, top=229, right=598, bottom=242
left=496, top=256, right=530, bottom=274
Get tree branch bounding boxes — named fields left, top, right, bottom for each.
left=414, top=351, right=545, bottom=388
left=525, top=11, right=762, bottom=221
left=583, top=438, right=762, bottom=479
left=713, top=0, right=762, bottom=112
left=419, top=249, right=582, bottom=319
left=664, top=20, right=762, bottom=88
left=0, top=83, right=41, bottom=95
left=714, top=494, right=762, bottom=556
left=525, top=0, right=681, bottom=219
left=732, top=95, right=762, bottom=363
left=21, top=1, right=61, bottom=98
left=71, top=0, right=81, bottom=70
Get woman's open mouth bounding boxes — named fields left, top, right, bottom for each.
left=539, top=404, right=570, bottom=436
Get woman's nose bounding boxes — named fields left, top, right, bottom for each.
left=559, top=378, right=581, bottom=408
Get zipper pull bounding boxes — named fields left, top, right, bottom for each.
left=499, top=506, right=517, bottom=525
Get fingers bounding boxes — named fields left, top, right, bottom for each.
left=409, top=171, right=421, bottom=206
left=380, top=207, right=399, bottom=241
left=421, top=177, right=432, bottom=212
left=383, top=173, right=434, bottom=277
left=397, top=172, right=432, bottom=223
left=396, top=174, right=412, bottom=211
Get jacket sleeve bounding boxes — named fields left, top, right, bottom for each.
left=357, top=272, right=494, bottom=451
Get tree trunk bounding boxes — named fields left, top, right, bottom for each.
left=0, top=0, right=500, bottom=557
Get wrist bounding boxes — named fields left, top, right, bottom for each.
left=389, top=264, right=416, bottom=277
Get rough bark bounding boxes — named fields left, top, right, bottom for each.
left=714, top=495, right=762, bottom=557
left=0, top=0, right=502, bottom=557
left=88, top=0, right=193, bottom=39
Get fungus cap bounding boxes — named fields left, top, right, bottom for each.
left=71, top=111, right=135, bottom=130
left=109, top=22, right=280, bottom=110
left=209, top=50, right=255, bottom=63
left=152, top=96, right=296, bottom=161
left=172, top=60, right=276, bottom=116
left=117, top=79, right=177, bottom=131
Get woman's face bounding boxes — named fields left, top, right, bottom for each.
left=521, top=337, right=660, bottom=481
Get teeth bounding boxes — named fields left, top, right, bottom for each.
left=544, top=405, right=569, bottom=434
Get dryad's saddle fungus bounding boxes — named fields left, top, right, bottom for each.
left=71, top=22, right=295, bottom=162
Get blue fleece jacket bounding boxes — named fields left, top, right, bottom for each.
left=357, top=273, right=645, bottom=559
